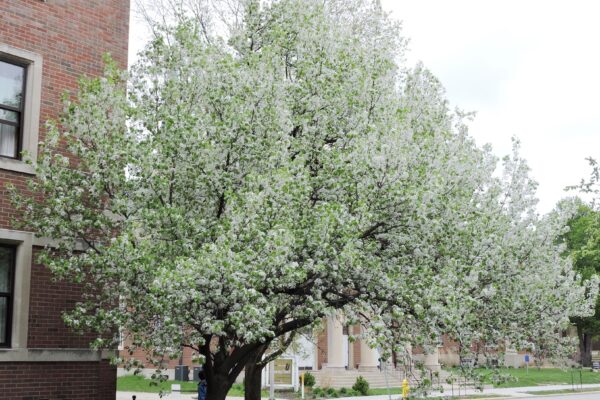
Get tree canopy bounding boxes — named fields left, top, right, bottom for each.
left=10, top=1, right=597, bottom=399
left=560, top=197, right=600, bottom=366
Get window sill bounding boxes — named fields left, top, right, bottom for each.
left=0, top=157, right=35, bottom=175
left=0, top=348, right=115, bottom=362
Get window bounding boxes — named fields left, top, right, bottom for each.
left=0, top=245, right=16, bottom=347
left=0, top=60, right=26, bottom=159
left=0, top=44, right=42, bottom=174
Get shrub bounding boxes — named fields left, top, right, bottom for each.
left=352, top=376, right=369, bottom=395
left=339, top=387, right=348, bottom=394
left=303, top=372, right=316, bottom=387
left=231, top=383, right=244, bottom=391
left=312, top=387, right=324, bottom=398
left=326, top=387, right=337, bottom=396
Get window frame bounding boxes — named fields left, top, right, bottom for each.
left=0, top=58, right=28, bottom=160
left=0, top=244, right=16, bottom=348
left=0, top=44, right=42, bottom=175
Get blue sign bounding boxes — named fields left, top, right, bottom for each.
left=524, top=355, right=530, bottom=363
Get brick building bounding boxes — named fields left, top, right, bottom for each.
left=0, top=1, right=129, bottom=398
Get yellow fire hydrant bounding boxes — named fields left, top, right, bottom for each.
left=402, top=378, right=410, bottom=399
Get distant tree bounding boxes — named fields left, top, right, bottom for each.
left=559, top=199, right=600, bottom=366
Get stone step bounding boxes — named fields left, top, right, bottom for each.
left=308, top=367, right=452, bottom=390
left=311, top=370, right=407, bottom=389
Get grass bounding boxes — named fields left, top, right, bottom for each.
left=119, top=368, right=600, bottom=396
left=447, top=367, right=600, bottom=388
left=117, top=375, right=268, bottom=396
left=366, top=387, right=403, bottom=395
left=117, top=375, right=199, bottom=393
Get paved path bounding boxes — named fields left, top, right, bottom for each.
left=116, top=392, right=245, bottom=400
left=509, top=393, right=600, bottom=400
left=117, top=383, right=600, bottom=399
left=333, top=383, right=600, bottom=398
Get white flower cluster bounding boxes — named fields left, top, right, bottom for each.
left=10, top=0, right=597, bottom=396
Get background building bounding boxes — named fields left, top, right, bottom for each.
left=0, top=1, right=129, bottom=398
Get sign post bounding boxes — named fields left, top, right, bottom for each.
left=268, top=357, right=297, bottom=399
left=269, top=361, right=275, bottom=400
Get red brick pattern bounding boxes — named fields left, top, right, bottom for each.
left=317, top=327, right=327, bottom=369
left=28, top=250, right=98, bottom=348
left=0, top=0, right=129, bottom=397
left=0, top=0, right=129, bottom=229
left=0, top=360, right=116, bottom=400
left=120, top=344, right=203, bottom=369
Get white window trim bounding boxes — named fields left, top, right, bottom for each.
left=0, top=229, right=32, bottom=349
left=0, top=44, right=43, bottom=175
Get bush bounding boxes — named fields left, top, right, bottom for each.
left=326, top=387, right=337, bottom=397
left=312, top=387, right=324, bottom=398
left=303, top=372, right=316, bottom=387
left=231, top=383, right=244, bottom=391
left=338, top=387, right=348, bottom=394
left=352, top=376, right=369, bottom=395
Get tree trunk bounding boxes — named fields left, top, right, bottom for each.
left=579, top=327, right=593, bottom=367
left=201, top=340, right=271, bottom=400
left=244, top=361, right=264, bottom=400
left=206, top=372, right=234, bottom=400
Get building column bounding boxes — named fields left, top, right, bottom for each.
left=424, top=347, right=441, bottom=372
left=324, top=314, right=345, bottom=369
left=504, top=341, right=520, bottom=368
left=347, top=326, right=356, bottom=370
left=359, top=326, right=379, bottom=371
left=313, top=335, right=320, bottom=370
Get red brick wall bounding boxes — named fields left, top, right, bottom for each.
left=0, top=0, right=129, bottom=343
left=0, top=0, right=129, bottom=229
left=120, top=341, right=203, bottom=369
left=0, top=360, right=116, bottom=400
left=317, top=326, right=327, bottom=369
left=352, top=324, right=361, bottom=368
left=28, top=248, right=99, bottom=348
left=0, top=1, right=128, bottom=398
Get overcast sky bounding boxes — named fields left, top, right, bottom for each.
left=129, top=0, right=600, bottom=213
left=380, top=0, right=600, bottom=212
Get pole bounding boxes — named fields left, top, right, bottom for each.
left=301, top=373, right=305, bottom=400
left=269, top=361, right=275, bottom=400
left=382, top=359, right=392, bottom=400
left=571, top=370, right=574, bottom=391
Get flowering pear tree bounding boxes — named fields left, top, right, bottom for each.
left=436, top=148, right=598, bottom=369
left=10, top=1, right=596, bottom=399
left=360, top=65, right=597, bottom=380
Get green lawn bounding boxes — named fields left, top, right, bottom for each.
left=365, top=387, right=402, bottom=395
left=117, top=375, right=257, bottom=396
left=453, top=367, right=600, bottom=388
left=118, top=369, right=600, bottom=395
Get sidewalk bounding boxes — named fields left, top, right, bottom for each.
left=335, top=383, right=600, bottom=398
left=117, top=383, right=600, bottom=399
left=117, top=392, right=245, bottom=400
